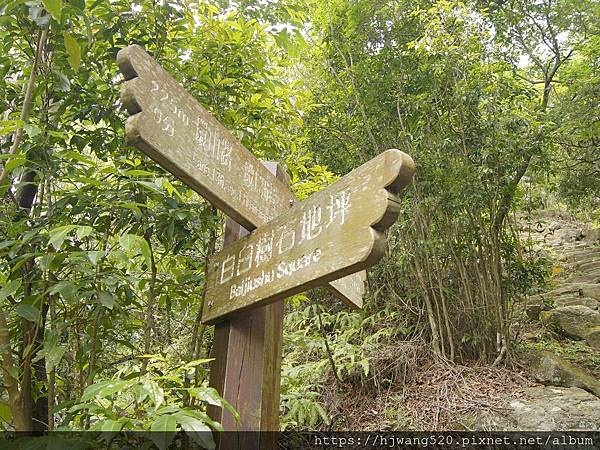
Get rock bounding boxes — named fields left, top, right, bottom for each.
left=548, top=221, right=562, bottom=231
left=528, top=350, right=600, bottom=397
left=584, top=228, right=600, bottom=243
left=569, top=274, right=600, bottom=284
left=524, top=294, right=553, bottom=320
left=580, top=284, right=600, bottom=301
left=579, top=260, right=600, bottom=273
left=525, top=302, right=552, bottom=320
left=565, top=249, right=600, bottom=261
left=540, top=305, right=600, bottom=340
left=473, top=387, right=600, bottom=430
left=572, top=228, right=585, bottom=241
left=585, top=326, right=600, bottom=350
left=554, top=296, right=600, bottom=310
left=543, top=283, right=600, bottom=301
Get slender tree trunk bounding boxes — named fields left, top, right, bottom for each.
left=141, top=229, right=158, bottom=376
left=0, top=28, right=48, bottom=189
left=0, top=309, right=30, bottom=430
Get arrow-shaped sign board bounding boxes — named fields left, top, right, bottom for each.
left=117, top=45, right=365, bottom=310
left=202, top=149, right=415, bottom=324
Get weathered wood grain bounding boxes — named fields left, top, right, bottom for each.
left=116, top=45, right=366, bottom=310
left=117, top=44, right=293, bottom=230
left=202, top=149, right=415, bottom=324
left=208, top=163, right=286, bottom=449
left=329, top=270, right=366, bottom=308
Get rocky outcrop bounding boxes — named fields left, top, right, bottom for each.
left=585, top=326, right=600, bottom=350
left=473, top=387, right=600, bottom=431
left=554, top=296, right=600, bottom=310
left=540, top=305, right=600, bottom=340
left=526, top=283, right=600, bottom=320
left=528, top=351, right=600, bottom=398
left=543, top=283, right=600, bottom=301
left=504, top=213, right=600, bottom=432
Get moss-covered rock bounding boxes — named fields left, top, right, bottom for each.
left=585, top=326, right=600, bottom=350
left=540, top=305, right=600, bottom=340
left=555, top=296, right=600, bottom=310
left=528, top=350, right=600, bottom=398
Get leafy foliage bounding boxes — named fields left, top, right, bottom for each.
left=0, top=0, right=597, bottom=435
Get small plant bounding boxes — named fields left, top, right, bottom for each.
left=56, top=356, right=238, bottom=449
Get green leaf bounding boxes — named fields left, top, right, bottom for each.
left=0, top=402, right=12, bottom=424
left=118, top=234, right=138, bottom=252
left=67, top=403, right=102, bottom=414
left=142, top=380, right=164, bottom=411
left=135, top=180, right=163, bottom=195
left=177, top=409, right=223, bottom=432
left=42, top=0, right=61, bottom=20
left=86, top=250, right=104, bottom=266
left=71, top=0, right=85, bottom=11
left=179, top=358, right=214, bottom=372
left=76, top=225, right=92, bottom=239
left=34, top=341, right=67, bottom=371
left=119, top=234, right=151, bottom=265
left=150, top=415, right=177, bottom=450
left=63, top=32, right=81, bottom=69
left=0, top=279, right=21, bottom=303
left=100, top=419, right=124, bottom=432
left=4, top=156, right=26, bottom=173
left=132, top=384, right=150, bottom=404
left=48, top=225, right=77, bottom=250
left=15, top=304, right=40, bottom=322
left=23, top=124, right=41, bottom=137
left=49, top=281, right=77, bottom=300
left=175, top=413, right=214, bottom=449
left=81, top=379, right=135, bottom=401
left=188, top=387, right=221, bottom=407
left=98, top=291, right=114, bottom=309
left=46, top=345, right=67, bottom=371
left=123, top=169, right=154, bottom=177
left=38, top=254, right=55, bottom=272
left=0, top=120, right=24, bottom=136
left=151, top=415, right=178, bottom=432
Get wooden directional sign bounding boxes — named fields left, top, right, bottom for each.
left=117, top=45, right=366, bottom=311
left=117, top=45, right=293, bottom=229
left=202, top=149, right=415, bottom=324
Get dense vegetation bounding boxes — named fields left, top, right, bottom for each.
left=0, top=0, right=598, bottom=441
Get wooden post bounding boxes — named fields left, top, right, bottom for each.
left=207, top=162, right=288, bottom=449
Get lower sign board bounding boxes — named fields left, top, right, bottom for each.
left=202, top=149, right=415, bottom=324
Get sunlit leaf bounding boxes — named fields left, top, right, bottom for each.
left=0, top=279, right=21, bottom=303
left=48, top=225, right=77, bottom=250
left=63, top=32, right=81, bottom=69
left=42, top=0, right=61, bottom=20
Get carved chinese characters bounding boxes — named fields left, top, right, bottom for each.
left=116, top=45, right=366, bottom=310
left=117, top=45, right=293, bottom=229
left=202, top=149, right=415, bottom=324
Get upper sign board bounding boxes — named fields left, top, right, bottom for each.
left=117, top=45, right=366, bottom=309
left=202, top=149, right=415, bottom=324
left=117, top=45, right=293, bottom=229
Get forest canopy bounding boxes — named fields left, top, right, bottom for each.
left=0, top=0, right=599, bottom=440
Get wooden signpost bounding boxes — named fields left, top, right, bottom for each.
left=116, top=44, right=415, bottom=448
left=117, top=44, right=365, bottom=309
left=202, top=149, right=414, bottom=324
